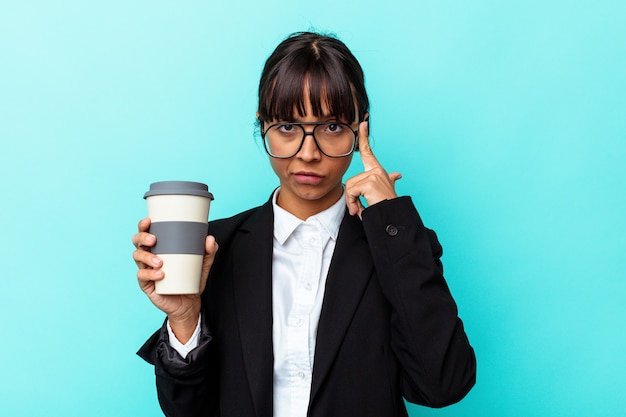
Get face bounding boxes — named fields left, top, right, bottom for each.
left=265, top=92, right=356, bottom=220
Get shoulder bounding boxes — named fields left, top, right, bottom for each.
left=208, top=196, right=274, bottom=241
left=209, top=206, right=262, bottom=238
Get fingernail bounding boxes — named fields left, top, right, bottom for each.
left=152, top=257, right=160, bottom=266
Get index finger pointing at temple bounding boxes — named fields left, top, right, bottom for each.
left=357, top=121, right=380, bottom=171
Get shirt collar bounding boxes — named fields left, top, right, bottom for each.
left=272, top=188, right=346, bottom=245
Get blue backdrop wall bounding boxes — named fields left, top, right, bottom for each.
left=1, top=1, right=624, bottom=416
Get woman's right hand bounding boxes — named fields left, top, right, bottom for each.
left=132, top=218, right=219, bottom=343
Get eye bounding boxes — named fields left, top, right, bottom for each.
left=323, top=123, right=344, bottom=134
left=277, top=123, right=297, bottom=134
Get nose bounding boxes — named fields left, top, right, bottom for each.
left=296, top=130, right=321, bottom=161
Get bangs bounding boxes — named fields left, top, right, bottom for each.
left=259, top=54, right=358, bottom=123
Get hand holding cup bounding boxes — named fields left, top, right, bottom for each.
left=132, top=181, right=217, bottom=342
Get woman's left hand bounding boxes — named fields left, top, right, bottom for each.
left=345, top=121, right=402, bottom=218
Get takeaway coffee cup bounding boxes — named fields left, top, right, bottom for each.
left=144, top=181, right=214, bottom=294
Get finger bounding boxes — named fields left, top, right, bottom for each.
left=133, top=231, right=161, bottom=267
left=388, top=172, right=402, bottom=183
left=202, top=235, right=219, bottom=269
left=133, top=231, right=156, bottom=248
left=345, top=189, right=365, bottom=217
left=208, top=235, right=219, bottom=253
left=137, top=267, right=164, bottom=282
left=132, top=233, right=157, bottom=267
left=136, top=269, right=162, bottom=299
left=138, top=218, right=151, bottom=232
left=357, top=121, right=380, bottom=172
left=356, top=205, right=365, bottom=220
left=133, top=247, right=162, bottom=268
left=132, top=218, right=153, bottom=247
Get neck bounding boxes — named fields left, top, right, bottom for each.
left=276, top=185, right=343, bottom=220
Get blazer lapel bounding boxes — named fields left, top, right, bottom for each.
left=309, top=212, right=373, bottom=402
left=232, top=201, right=275, bottom=417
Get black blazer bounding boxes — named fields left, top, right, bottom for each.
left=139, top=196, right=476, bottom=417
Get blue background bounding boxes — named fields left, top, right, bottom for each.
left=1, top=1, right=625, bottom=416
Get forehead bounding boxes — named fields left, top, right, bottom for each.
left=264, top=74, right=356, bottom=123
left=293, top=83, right=333, bottom=117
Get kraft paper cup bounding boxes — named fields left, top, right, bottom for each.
left=144, top=181, right=214, bottom=294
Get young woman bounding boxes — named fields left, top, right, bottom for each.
left=133, top=31, right=476, bottom=417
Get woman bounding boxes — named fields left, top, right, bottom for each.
left=133, top=31, right=476, bottom=417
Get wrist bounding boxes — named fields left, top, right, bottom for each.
left=168, top=309, right=200, bottom=344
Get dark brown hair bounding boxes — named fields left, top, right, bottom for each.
left=257, top=32, right=369, bottom=126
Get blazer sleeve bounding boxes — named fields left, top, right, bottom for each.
left=137, top=314, right=219, bottom=417
left=361, top=196, right=476, bottom=407
left=136, top=207, right=260, bottom=417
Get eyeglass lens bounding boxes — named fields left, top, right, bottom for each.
left=264, top=123, right=355, bottom=157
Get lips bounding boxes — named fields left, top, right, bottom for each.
left=293, top=171, right=324, bottom=185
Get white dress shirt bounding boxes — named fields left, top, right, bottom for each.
left=271, top=190, right=345, bottom=417
left=168, top=189, right=345, bottom=417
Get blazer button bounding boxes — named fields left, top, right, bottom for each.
left=385, top=224, right=399, bottom=236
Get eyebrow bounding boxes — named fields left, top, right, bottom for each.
left=272, top=115, right=347, bottom=123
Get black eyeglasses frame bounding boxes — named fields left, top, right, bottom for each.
left=260, top=121, right=359, bottom=159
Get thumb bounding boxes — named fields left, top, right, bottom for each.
left=388, top=172, right=402, bottom=183
left=200, top=236, right=219, bottom=293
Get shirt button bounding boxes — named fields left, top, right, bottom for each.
left=304, top=282, right=312, bottom=291
left=385, top=224, right=399, bottom=236
left=298, top=372, right=305, bottom=379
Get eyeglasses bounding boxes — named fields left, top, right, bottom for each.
left=261, top=122, right=358, bottom=158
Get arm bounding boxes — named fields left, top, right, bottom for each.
left=362, top=197, right=476, bottom=407
left=133, top=219, right=220, bottom=416
left=137, top=314, right=219, bottom=417
left=345, top=123, right=475, bottom=406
